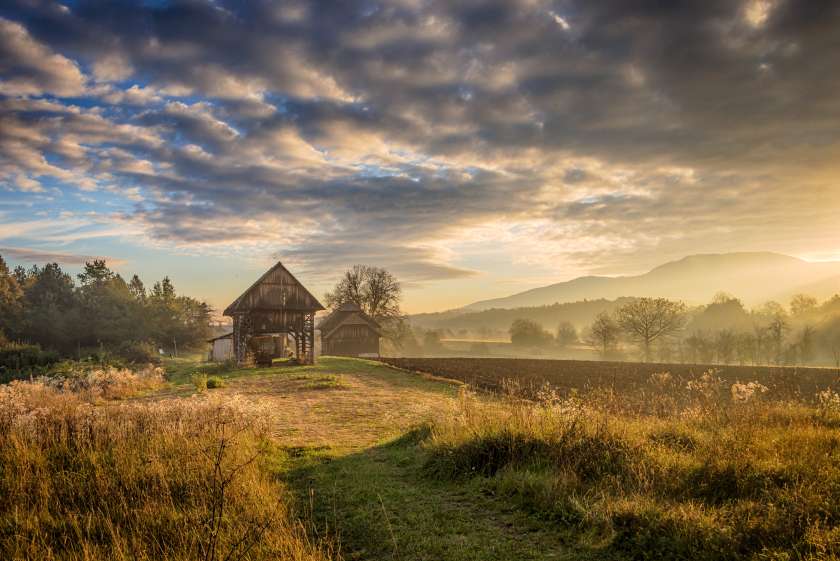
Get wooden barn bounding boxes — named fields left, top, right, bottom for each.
left=319, top=302, right=382, bottom=357
left=224, top=262, right=324, bottom=366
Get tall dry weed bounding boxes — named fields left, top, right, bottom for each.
left=424, top=382, right=840, bottom=560
left=0, top=374, right=333, bottom=561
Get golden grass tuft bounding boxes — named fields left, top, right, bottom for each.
left=424, top=383, right=840, bottom=560
left=0, top=374, right=333, bottom=561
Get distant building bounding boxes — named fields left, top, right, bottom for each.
left=319, top=303, right=382, bottom=357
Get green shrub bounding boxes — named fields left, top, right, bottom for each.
left=424, top=426, right=635, bottom=483
left=114, top=340, right=161, bottom=364
left=0, top=343, right=60, bottom=383
left=197, top=360, right=237, bottom=376
left=75, top=348, right=128, bottom=369
left=206, top=376, right=225, bottom=389
left=191, top=373, right=208, bottom=392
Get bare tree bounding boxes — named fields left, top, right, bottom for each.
left=765, top=313, right=789, bottom=365
left=617, top=298, right=686, bottom=361
left=796, top=325, right=815, bottom=365
left=715, top=329, right=736, bottom=364
left=586, top=312, right=620, bottom=358
left=734, top=332, right=755, bottom=365
left=752, top=323, right=769, bottom=365
left=790, top=293, right=818, bottom=318
left=556, top=321, right=578, bottom=348
left=324, top=265, right=402, bottom=322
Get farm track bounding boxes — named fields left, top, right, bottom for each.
left=157, top=357, right=576, bottom=560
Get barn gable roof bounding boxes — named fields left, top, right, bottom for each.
left=318, top=302, right=382, bottom=339
left=223, top=261, right=325, bottom=316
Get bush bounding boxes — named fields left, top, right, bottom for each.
left=114, top=340, right=161, bottom=364
left=206, top=376, right=225, bottom=389
left=191, top=373, right=208, bottom=392
left=197, top=359, right=237, bottom=376
left=75, top=347, right=128, bottom=369
left=0, top=343, right=60, bottom=383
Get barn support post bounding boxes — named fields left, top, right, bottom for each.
left=233, top=315, right=242, bottom=364
left=233, top=314, right=253, bottom=366
left=304, top=312, right=315, bottom=364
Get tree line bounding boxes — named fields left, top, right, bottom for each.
left=506, top=293, right=840, bottom=366
left=0, top=255, right=212, bottom=360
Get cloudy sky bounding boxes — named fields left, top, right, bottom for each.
left=1, top=0, right=839, bottom=314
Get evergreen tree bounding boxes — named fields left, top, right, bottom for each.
left=0, top=255, right=23, bottom=339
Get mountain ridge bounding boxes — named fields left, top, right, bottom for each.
left=459, top=252, right=840, bottom=312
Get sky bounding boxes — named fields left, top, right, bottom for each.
left=1, top=0, right=839, bottom=315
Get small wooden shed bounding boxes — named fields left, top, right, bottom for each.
left=319, top=302, right=382, bottom=357
left=207, top=332, right=233, bottom=362
left=224, top=261, right=324, bottom=366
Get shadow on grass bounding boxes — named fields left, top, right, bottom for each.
left=281, top=427, right=594, bottom=561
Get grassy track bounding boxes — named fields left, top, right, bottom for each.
left=287, top=437, right=577, bottom=561
left=158, top=356, right=578, bottom=560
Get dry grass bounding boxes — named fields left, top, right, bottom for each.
left=189, top=359, right=459, bottom=451
left=423, top=380, right=840, bottom=560
left=0, top=371, right=334, bottom=561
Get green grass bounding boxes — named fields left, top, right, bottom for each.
left=285, top=433, right=577, bottom=561
left=297, top=374, right=345, bottom=390
left=164, top=355, right=408, bottom=387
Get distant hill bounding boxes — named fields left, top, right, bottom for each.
left=410, top=298, right=635, bottom=332
left=463, top=252, right=840, bottom=311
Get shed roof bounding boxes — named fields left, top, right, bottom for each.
left=318, top=303, right=382, bottom=339
left=223, top=261, right=325, bottom=316
left=207, top=332, right=233, bottom=342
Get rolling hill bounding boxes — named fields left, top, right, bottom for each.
left=463, top=252, right=840, bottom=311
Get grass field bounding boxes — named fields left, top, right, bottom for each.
left=3, top=356, right=840, bottom=560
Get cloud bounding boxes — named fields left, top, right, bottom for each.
left=92, top=53, right=133, bottom=82
left=100, top=84, right=162, bottom=105
left=13, top=173, right=44, bottom=192
left=0, top=246, right=126, bottom=266
left=0, top=17, right=86, bottom=96
left=1, top=0, right=840, bottom=288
